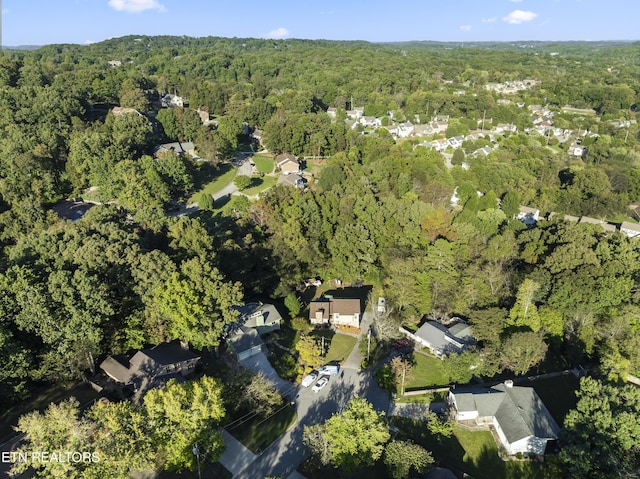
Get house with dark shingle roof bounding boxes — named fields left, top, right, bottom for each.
left=100, top=341, right=200, bottom=403
left=449, top=380, right=560, bottom=455
left=309, top=297, right=361, bottom=328
left=231, top=302, right=282, bottom=335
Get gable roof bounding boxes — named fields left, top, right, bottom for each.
left=232, top=302, right=283, bottom=329
left=453, top=384, right=560, bottom=443
left=309, top=297, right=361, bottom=321
left=227, top=327, right=264, bottom=354
left=415, top=320, right=471, bottom=353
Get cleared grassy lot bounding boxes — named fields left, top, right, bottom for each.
left=252, top=154, right=274, bottom=174
left=189, top=163, right=236, bottom=202
left=230, top=405, right=296, bottom=453
left=404, top=352, right=449, bottom=389
left=243, top=176, right=277, bottom=196
left=325, top=333, right=358, bottom=364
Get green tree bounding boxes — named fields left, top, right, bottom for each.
left=500, top=331, right=548, bottom=376
left=295, top=334, right=323, bottom=371
left=508, top=279, right=542, bottom=332
left=284, top=292, right=302, bottom=318
left=145, top=376, right=226, bottom=472
left=384, top=440, right=434, bottom=479
left=234, top=175, right=252, bottom=190
left=425, top=410, right=454, bottom=440
left=313, top=396, right=390, bottom=474
left=561, top=377, right=640, bottom=479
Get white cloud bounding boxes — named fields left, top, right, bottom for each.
left=459, top=25, right=472, bottom=32
left=502, top=10, right=538, bottom=24
left=84, top=40, right=96, bottom=45
left=108, top=0, right=166, bottom=13
left=481, top=17, right=497, bottom=23
left=266, top=27, right=289, bottom=39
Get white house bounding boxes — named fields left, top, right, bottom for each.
left=620, top=221, right=640, bottom=239
left=396, top=122, right=415, bottom=138
left=326, top=107, right=337, bottom=118
left=161, top=94, right=184, bottom=108
left=449, top=381, right=560, bottom=456
left=517, top=206, right=540, bottom=227
left=447, top=136, right=465, bottom=149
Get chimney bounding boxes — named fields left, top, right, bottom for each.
left=504, top=379, right=514, bottom=388
left=180, top=340, right=189, bottom=351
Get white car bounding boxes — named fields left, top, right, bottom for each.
left=312, top=376, right=329, bottom=393
left=301, top=372, right=318, bottom=388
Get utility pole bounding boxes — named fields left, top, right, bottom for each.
left=367, top=328, right=371, bottom=363
left=401, top=363, right=406, bottom=397
left=192, top=444, right=201, bottom=479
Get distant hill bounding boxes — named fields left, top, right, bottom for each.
left=2, top=45, right=42, bottom=51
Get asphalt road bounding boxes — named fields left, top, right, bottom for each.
left=234, top=312, right=388, bottom=479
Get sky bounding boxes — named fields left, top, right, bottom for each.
left=2, top=0, right=639, bottom=46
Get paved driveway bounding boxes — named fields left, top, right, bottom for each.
left=240, top=350, right=296, bottom=398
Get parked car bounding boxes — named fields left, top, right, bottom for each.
left=392, top=339, right=410, bottom=350
left=301, top=371, right=318, bottom=388
left=319, top=365, right=339, bottom=376
left=312, top=376, right=329, bottom=393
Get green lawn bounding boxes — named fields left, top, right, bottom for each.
left=243, top=176, right=277, bottom=196
left=325, top=333, right=358, bottom=364
left=189, top=163, right=237, bottom=202
left=394, top=419, right=562, bottom=479
left=230, top=405, right=296, bottom=453
left=404, top=352, right=449, bottom=390
left=252, top=154, right=274, bottom=174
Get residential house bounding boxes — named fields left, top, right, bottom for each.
left=569, top=144, right=585, bottom=157
left=276, top=153, right=300, bottom=175
left=112, top=106, right=143, bottom=117
left=447, top=135, right=465, bottom=149
left=345, top=107, right=364, bottom=119
left=232, top=302, right=282, bottom=335
left=252, top=129, right=263, bottom=145
left=196, top=109, right=210, bottom=124
left=620, top=221, right=640, bottom=239
left=396, top=122, right=415, bottom=138
left=278, top=173, right=306, bottom=189
left=430, top=138, right=448, bottom=152
left=449, top=381, right=560, bottom=455
left=309, top=297, right=361, bottom=329
left=431, top=121, right=449, bottom=134
left=517, top=206, right=540, bottom=227
left=326, top=107, right=337, bottom=118
left=108, top=60, right=122, bottom=67
left=161, top=94, right=184, bottom=108
left=227, top=327, right=264, bottom=361
left=360, top=116, right=381, bottom=128
left=100, top=341, right=200, bottom=402
left=495, top=123, right=517, bottom=134
left=411, top=124, right=435, bottom=137
left=497, top=99, right=511, bottom=106
left=406, top=320, right=474, bottom=358
left=153, top=142, right=195, bottom=158
left=472, top=146, right=493, bottom=157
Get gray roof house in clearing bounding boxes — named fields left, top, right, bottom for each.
left=100, top=341, right=200, bottom=403
left=412, top=320, right=474, bottom=357
left=231, top=302, right=283, bottom=335
left=449, top=381, right=560, bottom=455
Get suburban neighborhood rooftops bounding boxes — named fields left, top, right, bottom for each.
left=309, top=297, right=361, bottom=321
left=452, top=383, right=560, bottom=443
left=227, top=327, right=264, bottom=353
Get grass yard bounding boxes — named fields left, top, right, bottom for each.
left=230, top=405, right=296, bottom=453
left=189, top=163, right=236, bottom=202
left=394, top=391, right=448, bottom=404
left=395, top=419, right=562, bottom=479
left=325, top=333, right=358, bottom=364
left=252, top=154, right=274, bottom=174
left=242, top=175, right=277, bottom=196
left=404, top=352, right=449, bottom=390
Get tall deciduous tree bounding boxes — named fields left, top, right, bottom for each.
left=500, top=331, right=548, bottom=376
left=384, top=440, right=434, bottom=479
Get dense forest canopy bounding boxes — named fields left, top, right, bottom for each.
left=0, top=35, right=639, bottom=423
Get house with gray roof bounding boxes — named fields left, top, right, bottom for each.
left=227, top=327, right=264, bottom=361
left=100, top=341, right=200, bottom=403
left=411, top=320, right=474, bottom=358
left=620, top=221, right=640, bottom=239
left=449, top=380, right=560, bottom=455
left=231, top=302, right=282, bottom=335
